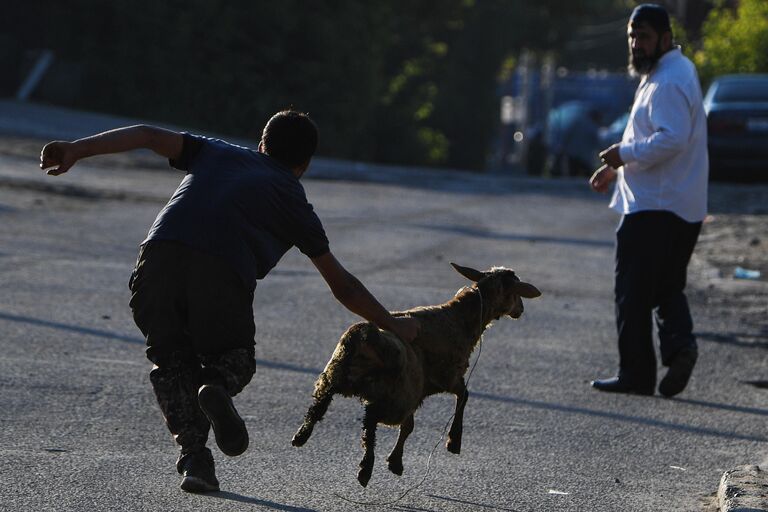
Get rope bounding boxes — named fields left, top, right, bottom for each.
left=331, top=285, right=487, bottom=507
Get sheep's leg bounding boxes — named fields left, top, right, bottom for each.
left=291, top=389, right=334, bottom=447
left=386, top=413, right=414, bottom=476
left=446, top=382, right=468, bottom=454
left=357, top=404, right=379, bottom=487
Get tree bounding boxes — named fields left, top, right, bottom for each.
left=2, top=0, right=640, bottom=170
left=694, top=0, right=768, bottom=86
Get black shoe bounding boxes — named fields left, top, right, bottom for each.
left=659, top=348, right=698, bottom=397
left=178, top=449, right=219, bottom=493
left=198, top=384, right=249, bottom=457
left=591, top=376, right=654, bottom=396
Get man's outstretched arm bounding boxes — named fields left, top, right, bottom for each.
left=40, top=125, right=183, bottom=176
left=311, top=251, right=420, bottom=343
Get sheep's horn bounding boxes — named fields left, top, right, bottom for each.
left=514, top=282, right=541, bottom=298
left=450, top=262, right=485, bottom=282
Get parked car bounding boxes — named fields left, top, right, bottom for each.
left=704, top=74, right=768, bottom=181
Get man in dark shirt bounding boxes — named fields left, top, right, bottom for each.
left=40, top=110, right=420, bottom=493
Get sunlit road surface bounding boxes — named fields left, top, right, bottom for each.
left=0, top=151, right=763, bottom=512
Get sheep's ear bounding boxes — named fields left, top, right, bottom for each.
left=514, top=282, right=541, bottom=298
left=450, top=262, right=486, bottom=282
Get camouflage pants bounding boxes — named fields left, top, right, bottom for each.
left=149, top=347, right=255, bottom=456
left=129, top=241, right=257, bottom=455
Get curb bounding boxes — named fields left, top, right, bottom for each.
left=718, top=465, right=768, bottom=511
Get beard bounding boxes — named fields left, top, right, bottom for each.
left=628, top=40, right=663, bottom=77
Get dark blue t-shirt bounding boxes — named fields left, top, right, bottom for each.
left=143, top=134, right=329, bottom=290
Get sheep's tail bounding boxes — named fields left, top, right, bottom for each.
left=292, top=323, right=373, bottom=447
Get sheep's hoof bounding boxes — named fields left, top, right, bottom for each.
left=387, top=457, right=404, bottom=476
left=291, top=425, right=313, bottom=447
left=357, top=464, right=373, bottom=487
left=446, top=437, right=461, bottom=454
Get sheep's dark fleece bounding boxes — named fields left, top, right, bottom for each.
left=292, top=263, right=541, bottom=487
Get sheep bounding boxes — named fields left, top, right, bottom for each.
left=291, top=263, right=541, bottom=487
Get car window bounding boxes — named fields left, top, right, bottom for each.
left=714, top=80, right=768, bottom=102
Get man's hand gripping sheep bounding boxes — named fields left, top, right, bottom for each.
left=292, top=263, right=541, bottom=487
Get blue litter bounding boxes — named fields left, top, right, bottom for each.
left=734, top=266, right=761, bottom=280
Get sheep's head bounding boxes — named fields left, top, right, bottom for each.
left=451, top=262, right=541, bottom=319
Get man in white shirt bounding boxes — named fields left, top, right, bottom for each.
left=589, top=4, right=708, bottom=397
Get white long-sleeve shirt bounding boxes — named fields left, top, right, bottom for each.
left=610, top=47, right=708, bottom=222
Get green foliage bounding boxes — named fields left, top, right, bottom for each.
left=3, top=0, right=638, bottom=169
left=670, top=17, right=690, bottom=57
left=694, top=0, right=768, bottom=86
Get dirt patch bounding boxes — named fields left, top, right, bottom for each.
left=689, top=182, right=768, bottom=351
left=699, top=182, right=768, bottom=279
left=698, top=214, right=766, bottom=277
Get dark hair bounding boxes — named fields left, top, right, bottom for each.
left=629, top=3, right=672, bottom=35
left=260, top=110, right=318, bottom=168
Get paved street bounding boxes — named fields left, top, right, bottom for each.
left=0, top=146, right=766, bottom=511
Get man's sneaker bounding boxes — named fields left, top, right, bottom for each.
left=198, top=384, right=249, bottom=456
left=178, top=449, right=219, bottom=493
left=659, top=347, right=698, bottom=397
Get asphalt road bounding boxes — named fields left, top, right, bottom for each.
left=0, top=151, right=766, bottom=512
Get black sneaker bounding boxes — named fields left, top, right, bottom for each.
left=198, top=384, right=249, bottom=456
left=178, top=449, right=219, bottom=493
left=659, top=347, right=698, bottom=397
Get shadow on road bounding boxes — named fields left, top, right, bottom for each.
left=257, top=359, right=322, bottom=376
left=697, top=331, right=768, bottom=350
left=471, top=391, right=766, bottom=442
left=207, top=491, right=317, bottom=511
left=6, top=307, right=762, bottom=444
left=407, top=223, right=613, bottom=248
left=671, top=397, right=768, bottom=417
left=0, top=311, right=143, bottom=343
left=423, top=494, right=522, bottom=511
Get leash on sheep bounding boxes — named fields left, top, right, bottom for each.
left=331, top=285, right=486, bottom=507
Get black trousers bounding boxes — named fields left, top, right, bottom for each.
left=129, top=240, right=256, bottom=455
left=614, top=211, right=702, bottom=391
